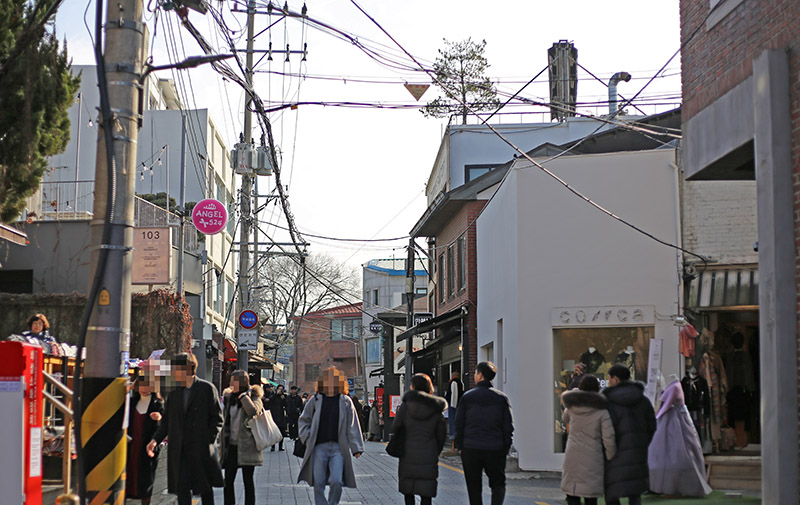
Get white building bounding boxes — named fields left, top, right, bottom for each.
left=476, top=148, right=681, bottom=471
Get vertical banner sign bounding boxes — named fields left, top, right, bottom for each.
left=192, top=199, right=228, bottom=235
left=644, top=338, right=663, bottom=405
left=132, top=227, right=171, bottom=284
left=389, top=395, right=401, bottom=418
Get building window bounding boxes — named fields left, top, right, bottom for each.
left=373, top=289, right=379, bottom=307
left=226, top=279, right=234, bottom=316
left=415, top=287, right=427, bottom=296
left=226, top=192, right=235, bottom=236
left=465, top=163, right=499, bottom=183
left=437, top=253, right=445, bottom=304
left=457, top=234, right=466, bottom=291
left=331, top=318, right=361, bottom=340
left=366, top=337, right=381, bottom=364
left=305, top=364, right=321, bottom=382
left=214, top=270, right=222, bottom=313
left=447, top=245, right=455, bottom=296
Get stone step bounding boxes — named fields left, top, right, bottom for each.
left=708, top=476, right=762, bottom=491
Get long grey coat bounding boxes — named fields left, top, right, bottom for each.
left=561, top=389, right=617, bottom=498
left=297, top=393, right=365, bottom=488
left=221, top=385, right=265, bottom=466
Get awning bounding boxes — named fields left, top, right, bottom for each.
left=396, top=305, right=468, bottom=342
left=686, top=265, right=758, bottom=309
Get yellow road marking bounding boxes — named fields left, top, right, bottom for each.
left=438, top=461, right=464, bottom=474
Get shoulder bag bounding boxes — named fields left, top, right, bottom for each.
left=385, top=425, right=404, bottom=458
left=250, top=409, right=283, bottom=451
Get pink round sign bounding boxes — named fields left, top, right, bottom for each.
left=191, top=199, right=228, bottom=235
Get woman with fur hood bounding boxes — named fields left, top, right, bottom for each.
left=561, top=375, right=617, bottom=505
left=392, top=373, right=448, bottom=505
left=221, top=370, right=265, bottom=505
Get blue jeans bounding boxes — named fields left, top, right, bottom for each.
left=448, top=407, right=457, bottom=439
left=313, top=441, right=344, bottom=505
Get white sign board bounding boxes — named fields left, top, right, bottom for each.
left=551, top=305, right=655, bottom=327
left=132, top=227, right=171, bottom=285
left=238, top=329, right=258, bottom=351
left=644, top=338, right=663, bottom=405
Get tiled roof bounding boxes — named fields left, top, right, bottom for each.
left=304, top=302, right=363, bottom=318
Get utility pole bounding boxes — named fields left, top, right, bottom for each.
left=82, top=0, right=143, bottom=502
left=237, top=0, right=256, bottom=372
left=177, top=114, right=186, bottom=295
left=404, top=239, right=415, bottom=390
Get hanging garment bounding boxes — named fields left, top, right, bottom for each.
left=679, top=324, right=699, bottom=358
left=648, top=381, right=712, bottom=497
left=698, top=351, right=727, bottom=446
left=681, top=375, right=709, bottom=442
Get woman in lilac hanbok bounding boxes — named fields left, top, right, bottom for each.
left=647, top=377, right=712, bottom=497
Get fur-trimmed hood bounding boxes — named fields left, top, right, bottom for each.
left=562, top=389, right=608, bottom=410
left=249, top=385, right=264, bottom=399
left=402, top=389, right=447, bottom=420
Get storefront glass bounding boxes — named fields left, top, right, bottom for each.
left=553, top=326, right=654, bottom=452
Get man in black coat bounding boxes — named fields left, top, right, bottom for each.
left=454, top=361, right=514, bottom=505
left=147, top=353, right=224, bottom=505
left=287, top=385, right=304, bottom=440
left=602, top=363, right=657, bottom=505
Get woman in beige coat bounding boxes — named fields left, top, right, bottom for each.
left=561, top=375, right=616, bottom=505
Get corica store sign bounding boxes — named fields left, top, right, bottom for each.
left=551, top=305, right=655, bottom=327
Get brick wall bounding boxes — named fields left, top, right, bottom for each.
left=682, top=180, right=758, bottom=264
left=294, top=315, right=359, bottom=394
left=681, top=0, right=800, bottom=487
left=434, top=201, right=486, bottom=387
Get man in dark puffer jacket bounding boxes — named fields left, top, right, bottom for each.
left=602, top=364, right=657, bottom=505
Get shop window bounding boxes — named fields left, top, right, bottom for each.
left=553, top=326, right=654, bottom=453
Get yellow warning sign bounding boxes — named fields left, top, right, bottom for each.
left=404, top=83, right=430, bottom=101
left=98, top=289, right=110, bottom=306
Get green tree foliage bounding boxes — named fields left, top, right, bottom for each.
left=0, top=1, right=80, bottom=223
left=137, top=192, right=179, bottom=213
left=422, top=38, right=500, bottom=125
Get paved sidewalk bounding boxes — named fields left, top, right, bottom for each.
left=151, top=439, right=566, bottom=504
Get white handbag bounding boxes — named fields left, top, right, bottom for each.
left=250, top=409, right=284, bottom=451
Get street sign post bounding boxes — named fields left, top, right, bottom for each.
left=238, top=329, right=258, bottom=351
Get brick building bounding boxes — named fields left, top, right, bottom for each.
left=679, top=0, right=800, bottom=501
left=293, top=303, right=363, bottom=394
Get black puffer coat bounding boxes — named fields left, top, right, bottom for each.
left=393, top=390, right=447, bottom=497
left=602, top=381, right=657, bottom=501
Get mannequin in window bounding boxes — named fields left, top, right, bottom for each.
left=614, top=346, right=636, bottom=381
left=680, top=366, right=709, bottom=446
left=579, top=347, right=605, bottom=375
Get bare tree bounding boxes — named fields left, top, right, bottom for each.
left=253, top=253, right=359, bottom=342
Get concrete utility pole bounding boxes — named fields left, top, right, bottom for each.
left=237, top=0, right=256, bottom=372
left=82, top=0, right=143, bottom=502
left=404, top=239, right=415, bottom=390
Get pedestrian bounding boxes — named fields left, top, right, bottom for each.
left=368, top=401, right=382, bottom=441
left=269, top=384, right=289, bottom=451
left=393, top=373, right=447, bottom=505
left=126, top=365, right=163, bottom=505
left=454, top=361, right=514, bottom=505
left=297, top=366, right=364, bottom=505
left=602, top=363, right=657, bottom=505
left=349, top=392, right=364, bottom=434
left=147, top=352, right=224, bottom=505
left=302, top=392, right=309, bottom=405
left=560, top=375, right=616, bottom=505
left=287, top=385, right=304, bottom=440
left=221, top=370, right=265, bottom=505
left=444, top=370, right=464, bottom=440
left=22, top=313, right=61, bottom=355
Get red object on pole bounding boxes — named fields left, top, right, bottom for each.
left=0, top=341, right=44, bottom=505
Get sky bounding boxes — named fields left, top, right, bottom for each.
left=53, top=0, right=682, bottom=276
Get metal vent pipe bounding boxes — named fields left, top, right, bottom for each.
left=608, top=71, right=631, bottom=115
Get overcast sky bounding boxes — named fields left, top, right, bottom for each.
left=53, top=0, right=681, bottom=275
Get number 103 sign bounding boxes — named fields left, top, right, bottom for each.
left=191, top=199, right=228, bottom=235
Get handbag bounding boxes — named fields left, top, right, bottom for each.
left=293, top=438, right=307, bottom=458
left=385, top=426, right=404, bottom=458
left=250, top=409, right=284, bottom=451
